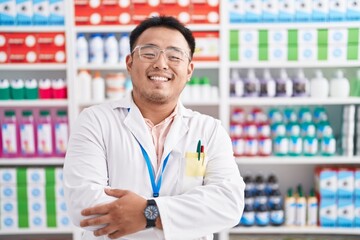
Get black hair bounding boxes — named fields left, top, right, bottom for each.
left=129, top=16, right=196, bottom=59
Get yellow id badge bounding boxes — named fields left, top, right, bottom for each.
left=185, top=152, right=206, bottom=177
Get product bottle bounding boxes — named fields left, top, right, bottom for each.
left=37, top=110, right=53, bottom=157
left=285, top=188, right=296, bottom=226
left=303, top=124, right=318, bottom=156
left=119, top=33, right=130, bottom=63
left=244, top=69, right=259, bottom=97
left=295, top=185, right=306, bottom=226
left=38, top=78, right=52, bottom=99
left=189, top=77, right=201, bottom=102
left=24, top=78, right=39, bottom=99
left=270, top=202, right=285, bottom=226
left=259, top=69, right=276, bottom=97
left=89, top=33, right=104, bottom=64
left=92, top=71, right=105, bottom=101
left=52, top=78, right=67, bottom=99
left=19, top=110, right=36, bottom=157
left=104, top=33, right=119, bottom=64
left=307, top=188, right=318, bottom=226
left=310, top=70, right=329, bottom=98
left=255, top=203, right=270, bottom=226
left=10, top=79, right=25, bottom=100
left=76, top=33, right=89, bottom=65
left=241, top=203, right=255, bottom=227
left=1, top=110, right=19, bottom=157
left=200, top=77, right=212, bottom=101
left=276, top=69, right=293, bottom=97
left=266, top=174, right=279, bottom=195
left=293, top=69, right=309, bottom=97
left=230, top=69, right=243, bottom=97
left=0, top=79, right=11, bottom=100
left=77, top=70, right=92, bottom=102
left=329, top=70, right=350, bottom=98
left=54, top=110, right=68, bottom=157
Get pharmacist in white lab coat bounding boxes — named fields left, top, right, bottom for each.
left=63, top=16, right=245, bottom=240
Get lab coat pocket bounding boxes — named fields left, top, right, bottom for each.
left=185, top=152, right=206, bottom=176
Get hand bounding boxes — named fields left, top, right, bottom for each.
left=80, top=189, right=147, bottom=239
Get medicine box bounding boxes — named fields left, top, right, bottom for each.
left=337, top=168, right=354, bottom=200
left=320, top=199, right=337, bottom=227
left=337, top=199, right=354, bottom=227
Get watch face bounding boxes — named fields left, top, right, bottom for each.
left=144, top=205, right=159, bottom=220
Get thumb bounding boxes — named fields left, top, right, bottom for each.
left=104, top=188, right=127, bottom=198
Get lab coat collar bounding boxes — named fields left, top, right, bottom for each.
left=113, top=92, right=190, bottom=175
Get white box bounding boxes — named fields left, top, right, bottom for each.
left=318, top=168, right=337, bottom=199
left=49, top=0, right=64, bottom=25
left=329, top=0, right=347, bottom=20
left=244, top=0, right=262, bottom=22
left=337, top=168, right=354, bottom=199
left=56, top=198, right=68, bottom=215
left=16, top=0, right=32, bottom=25
left=0, top=185, right=17, bottom=199
left=33, top=0, right=49, bottom=25
left=328, top=45, right=347, bottom=62
left=28, top=199, right=46, bottom=215
left=240, top=30, right=258, bottom=46
left=57, top=214, right=71, bottom=228
left=329, top=28, right=348, bottom=45
left=29, top=213, right=46, bottom=228
left=240, top=46, right=259, bottom=62
left=27, top=168, right=45, bottom=185
left=56, top=183, right=65, bottom=199
left=320, top=199, right=337, bottom=227
left=1, top=200, right=18, bottom=215
left=355, top=198, right=360, bottom=227
left=347, top=0, right=360, bottom=20
left=262, top=0, right=278, bottom=22
left=298, top=29, right=317, bottom=45
left=268, top=29, right=287, bottom=45
left=55, top=167, right=63, bottom=184
left=269, top=46, right=287, bottom=61
left=355, top=169, right=360, bottom=198
left=27, top=185, right=45, bottom=200
left=295, top=0, right=312, bottom=21
left=312, top=0, right=329, bottom=21
left=0, top=0, right=16, bottom=25
left=337, top=199, right=354, bottom=227
left=298, top=45, right=317, bottom=61
left=0, top=214, right=18, bottom=229
left=0, top=168, right=17, bottom=185
left=278, top=0, right=295, bottom=21
left=229, top=0, right=245, bottom=23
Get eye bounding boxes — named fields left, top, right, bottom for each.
left=142, top=53, right=156, bottom=59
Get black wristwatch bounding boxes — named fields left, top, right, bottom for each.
left=144, top=199, right=159, bottom=228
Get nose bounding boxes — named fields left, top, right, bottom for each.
left=152, top=51, right=169, bottom=69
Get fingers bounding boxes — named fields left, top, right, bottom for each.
left=80, top=214, right=109, bottom=228
left=93, top=225, right=123, bottom=238
left=81, top=203, right=110, bottom=216
left=105, top=188, right=128, bottom=198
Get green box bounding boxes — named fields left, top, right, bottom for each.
left=347, top=44, right=359, bottom=60
left=230, top=47, right=239, bottom=61
left=288, top=46, right=298, bottom=61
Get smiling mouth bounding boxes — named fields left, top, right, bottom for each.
left=148, top=75, right=171, bottom=82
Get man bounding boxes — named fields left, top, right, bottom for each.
left=63, top=16, right=245, bottom=240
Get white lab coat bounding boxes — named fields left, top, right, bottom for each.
left=63, top=93, right=245, bottom=240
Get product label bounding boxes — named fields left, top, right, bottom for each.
left=1, top=123, right=17, bottom=154
left=37, top=123, right=52, bottom=154
left=55, top=122, right=68, bottom=154
left=20, top=123, right=35, bottom=154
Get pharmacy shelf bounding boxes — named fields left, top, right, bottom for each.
left=193, top=61, right=220, bottom=69
left=0, top=64, right=67, bottom=70
left=74, top=24, right=219, bottom=33
left=228, top=226, right=360, bottom=235
left=229, top=61, right=360, bottom=69
left=235, top=156, right=360, bottom=165
left=0, top=99, right=68, bottom=107
left=228, top=21, right=360, bottom=30
left=0, top=158, right=64, bottom=166
left=0, top=228, right=73, bottom=235
left=229, top=97, right=360, bottom=106
left=0, top=26, right=66, bottom=32
left=76, top=63, right=127, bottom=70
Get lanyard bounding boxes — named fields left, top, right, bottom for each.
left=138, top=143, right=170, bottom=198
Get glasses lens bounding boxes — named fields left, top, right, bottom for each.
left=165, top=48, right=185, bottom=63
left=139, top=46, right=159, bottom=62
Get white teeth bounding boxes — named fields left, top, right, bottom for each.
left=149, top=76, right=169, bottom=82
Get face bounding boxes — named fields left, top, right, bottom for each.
left=126, top=27, right=194, bottom=105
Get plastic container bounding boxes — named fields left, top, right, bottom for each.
left=200, top=77, right=212, bottom=101
left=307, top=188, right=318, bottom=226
left=1, top=110, right=19, bottom=157
left=276, top=69, right=292, bottom=97
left=244, top=69, right=259, bottom=97
left=52, top=78, right=67, bottom=99
left=230, top=69, right=243, bottom=97
left=10, top=79, right=25, bottom=100
left=0, top=79, right=11, bottom=100
left=92, top=71, right=105, bottom=101
left=54, top=110, right=68, bottom=157
left=295, top=185, right=306, bottom=226
left=105, top=72, right=126, bottom=99
left=104, top=33, right=119, bottom=64
left=329, top=70, right=350, bottom=98
left=76, top=33, right=89, bottom=65
left=292, top=69, right=309, bottom=97
left=39, top=78, right=52, bottom=99
left=270, top=202, right=285, bottom=226
left=19, top=110, right=36, bottom=157
left=285, top=188, right=296, bottom=226
left=89, top=33, right=104, bottom=64
left=77, top=70, right=92, bottom=102
left=310, top=70, right=329, bottom=98
left=119, top=33, right=130, bottom=63
left=24, top=78, right=39, bottom=99
left=36, top=110, right=54, bottom=157
left=259, top=69, right=276, bottom=97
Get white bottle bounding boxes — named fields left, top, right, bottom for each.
left=310, top=70, right=329, bottom=98
left=119, top=33, right=130, bottom=63
left=230, top=69, right=243, bottom=97
left=77, top=70, right=92, bottom=102
left=244, top=69, right=259, bottom=97
left=293, top=69, right=309, bottom=97
left=260, top=69, right=276, bottom=97
left=330, top=70, right=350, bottom=98
left=104, top=33, right=119, bottom=64
left=276, top=69, right=293, bottom=97
left=89, top=33, right=104, bottom=64
left=92, top=71, right=105, bottom=101
left=76, top=33, right=88, bottom=65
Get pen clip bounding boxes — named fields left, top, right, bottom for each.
left=197, top=140, right=201, bottom=161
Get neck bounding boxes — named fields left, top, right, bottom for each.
left=133, top=96, right=177, bottom=125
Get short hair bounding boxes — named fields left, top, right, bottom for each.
left=129, top=16, right=196, bottom=59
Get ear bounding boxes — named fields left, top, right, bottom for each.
left=187, top=61, right=194, bottom=81
left=126, top=54, right=133, bottom=73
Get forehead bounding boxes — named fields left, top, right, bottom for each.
left=136, top=27, right=189, bottom=50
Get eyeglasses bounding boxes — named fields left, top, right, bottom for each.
left=131, top=45, right=191, bottom=65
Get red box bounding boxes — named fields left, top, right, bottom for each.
left=132, top=4, right=161, bottom=24
left=37, top=33, right=66, bottom=63
left=101, top=4, right=132, bottom=25
left=163, top=7, right=191, bottom=24
left=0, top=33, right=9, bottom=63
left=75, top=0, right=103, bottom=25
left=190, top=3, right=219, bottom=24
left=7, top=33, right=38, bottom=63
left=192, top=31, right=219, bottom=61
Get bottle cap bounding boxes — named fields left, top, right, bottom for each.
left=5, top=110, right=15, bottom=117
left=22, top=110, right=32, bottom=117
left=40, top=110, right=50, bottom=116
left=57, top=110, right=67, bottom=116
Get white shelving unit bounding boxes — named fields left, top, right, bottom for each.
left=1, top=1, right=360, bottom=240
